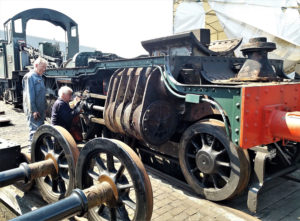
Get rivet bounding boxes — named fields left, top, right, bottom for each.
left=236, top=103, right=240, bottom=107
left=234, top=139, right=238, bottom=144
left=235, top=116, right=240, bottom=121
left=235, top=128, right=239, bottom=133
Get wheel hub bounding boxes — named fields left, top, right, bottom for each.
left=98, top=174, right=118, bottom=206
left=196, top=150, right=216, bottom=174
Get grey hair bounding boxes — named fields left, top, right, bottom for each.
left=58, top=86, right=73, bottom=98
left=33, top=57, right=48, bottom=71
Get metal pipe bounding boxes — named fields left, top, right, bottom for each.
left=90, top=117, right=105, bottom=125
left=92, top=105, right=104, bottom=112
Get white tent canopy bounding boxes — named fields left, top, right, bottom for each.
left=173, top=0, right=300, bottom=73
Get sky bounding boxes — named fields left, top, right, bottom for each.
left=0, top=0, right=173, bottom=57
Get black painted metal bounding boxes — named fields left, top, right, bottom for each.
left=0, top=139, right=23, bottom=172
left=0, top=163, right=30, bottom=188
left=247, top=146, right=299, bottom=213
left=11, top=189, right=88, bottom=221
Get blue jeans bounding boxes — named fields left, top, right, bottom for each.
left=27, top=114, right=44, bottom=142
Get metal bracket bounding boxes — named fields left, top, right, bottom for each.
left=247, top=147, right=270, bottom=213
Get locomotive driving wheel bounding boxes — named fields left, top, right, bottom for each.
left=31, top=125, right=79, bottom=203
left=76, top=138, right=153, bottom=221
left=179, top=119, right=250, bottom=201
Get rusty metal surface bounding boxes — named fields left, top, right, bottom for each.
left=28, top=159, right=56, bottom=180
left=84, top=181, right=115, bottom=209
left=236, top=37, right=277, bottom=81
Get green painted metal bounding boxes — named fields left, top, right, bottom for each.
left=45, top=56, right=166, bottom=78
left=185, top=94, right=201, bottom=103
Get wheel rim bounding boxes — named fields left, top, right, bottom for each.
left=31, top=125, right=79, bottom=202
left=76, top=138, right=153, bottom=221
left=179, top=119, right=250, bottom=201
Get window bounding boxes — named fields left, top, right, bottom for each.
left=14, top=19, right=23, bottom=33
left=71, top=26, right=77, bottom=37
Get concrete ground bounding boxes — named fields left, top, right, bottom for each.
left=0, top=100, right=299, bottom=221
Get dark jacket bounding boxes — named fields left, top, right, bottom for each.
left=51, top=98, right=80, bottom=131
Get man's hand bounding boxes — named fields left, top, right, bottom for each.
left=33, top=112, right=41, bottom=120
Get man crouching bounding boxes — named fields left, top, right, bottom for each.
left=51, top=86, right=82, bottom=132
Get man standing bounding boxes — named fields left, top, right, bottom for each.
left=22, top=57, right=47, bottom=143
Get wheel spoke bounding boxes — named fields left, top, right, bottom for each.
left=216, top=160, right=230, bottom=167
left=217, top=170, right=229, bottom=183
left=60, top=173, right=69, bottom=183
left=56, top=149, right=64, bottom=157
left=43, top=137, right=53, bottom=151
left=211, top=174, right=219, bottom=189
left=117, top=183, right=133, bottom=191
left=58, top=159, right=68, bottom=169
left=121, top=196, right=136, bottom=210
left=95, top=156, right=107, bottom=172
left=58, top=179, right=66, bottom=193
left=107, top=154, right=116, bottom=172
left=209, top=136, right=216, bottom=148
left=191, top=140, right=201, bottom=151
left=186, top=153, right=196, bottom=159
left=40, top=145, right=48, bottom=156
left=190, top=167, right=198, bottom=173
left=216, top=149, right=226, bottom=157
left=88, top=169, right=100, bottom=180
left=200, top=134, right=206, bottom=146
left=114, top=165, right=125, bottom=182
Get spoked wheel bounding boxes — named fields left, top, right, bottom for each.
left=179, top=119, right=250, bottom=201
left=76, top=138, right=153, bottom=221
left=31, top=125, right=79, bottom=203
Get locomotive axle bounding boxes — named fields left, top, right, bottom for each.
left=11, top=181, right=116, bottom=221
left=0, top=158, right=56, bottom=188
